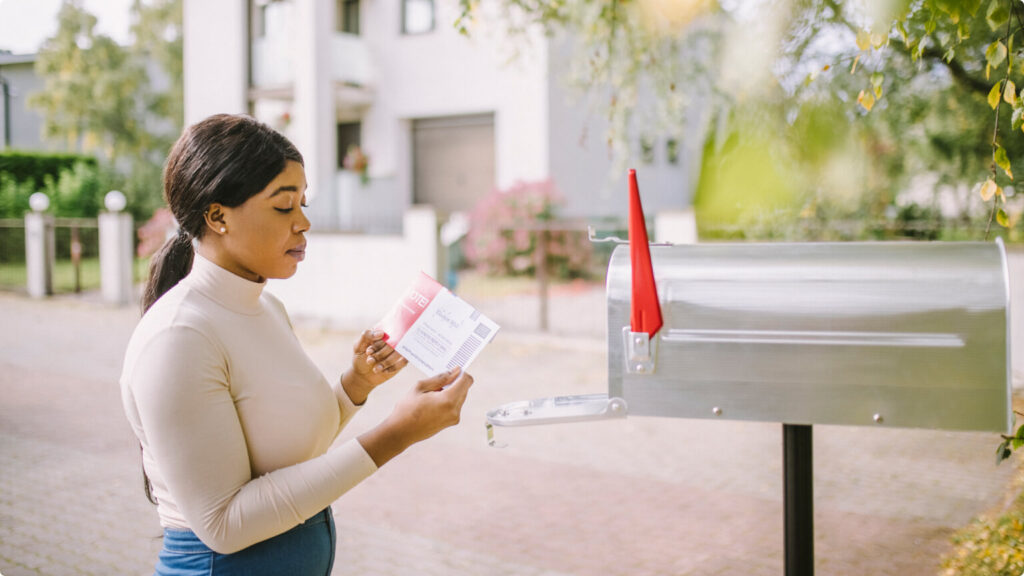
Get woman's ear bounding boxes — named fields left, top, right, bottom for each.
left=205, top=204, right=228, bottom=235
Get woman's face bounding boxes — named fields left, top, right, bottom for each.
left=214, top=160, right=311, bottom=282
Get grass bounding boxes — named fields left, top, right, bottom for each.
left=0, top=257, right=150, bottom=294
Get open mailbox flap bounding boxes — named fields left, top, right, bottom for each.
left=486, top=394, right=627, bottom=427
left=486, top=240, right=1011, bottom=434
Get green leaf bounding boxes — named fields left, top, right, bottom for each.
left=1014, top=437, right=1024, bottom=450
left=857, top=89, right=875, bottom=112
left=988, top=0, right=1010, bottom=31
left=944, top=47, right=956, bottom=62
left=958, top=19, right=972, bottom=42
left=1012, top=107, right=1024, bottom=131
left=1006, top=80, right=1018, bottom=106
left=998, top=208, right=1010, bottom=227
left=871, top=72, right=884, bottom=98
left=856, top=29, right=871, bottom=51
left=989, top=82, right=1003, bottom=109
left=896, top=21, right=908, bottom=44
left=997, top=439, right=1012, bottom=464
left=987, top=40, right=1007, bottom=70
left=1015, top=423, right=1024, bottom=440
left=996, top=145, right=1014, bottom=180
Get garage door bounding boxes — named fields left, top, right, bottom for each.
left=412, top=113, right=495, bottom=215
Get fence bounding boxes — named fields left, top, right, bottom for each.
left=0, top=217, right=139, bottom=296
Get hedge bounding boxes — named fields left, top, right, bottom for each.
left=0, top=151, right=98, bottom=189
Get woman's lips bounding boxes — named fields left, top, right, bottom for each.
left=287, top=244, right=306, bottom=261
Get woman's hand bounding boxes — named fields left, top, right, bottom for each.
left=357, top=366, right=474, bottom=467
left=342, top=329, right=409, bottom=405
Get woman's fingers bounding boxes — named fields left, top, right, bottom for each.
left=365, top=339, right=406, bottom=373
left=417, top=366, right=462, bottom=392
left=353, top=329, right=385, bottom=356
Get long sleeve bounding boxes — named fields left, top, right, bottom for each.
left=126, top=325, right=377, bottom=554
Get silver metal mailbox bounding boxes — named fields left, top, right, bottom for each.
left=487, top=240, right=1011, bottom=434
left=608, top=240, right=1011, bottom=433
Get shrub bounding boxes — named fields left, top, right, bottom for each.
left=0, top=174, right=38, bottom=219
left=0, top=151, right=107, bottom=218
left=40, top=162, right=105, bottom=218
left=464, top=180, right=592, bottom=279
left=0, top=151, right=97, bottom=189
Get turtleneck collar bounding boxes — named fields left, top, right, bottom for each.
left=185, top=252, right=266, bottom=315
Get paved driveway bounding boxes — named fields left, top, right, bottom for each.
left=0, top=291, right=1018, bottom=575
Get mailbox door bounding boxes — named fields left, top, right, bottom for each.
left=607, top=241, right=1011, bottom=433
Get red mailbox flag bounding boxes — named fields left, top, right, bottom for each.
left=628, top=169, right=663, bottom=337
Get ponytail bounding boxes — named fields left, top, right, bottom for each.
left=141, top=230, right=195, bottom=313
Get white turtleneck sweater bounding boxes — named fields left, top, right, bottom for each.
left=120, top=254, right=377, bottom=554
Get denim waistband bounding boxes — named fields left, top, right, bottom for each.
left=161, top=508, right=332, bottom=554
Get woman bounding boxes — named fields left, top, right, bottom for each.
left=120, top=114, right=473, bottom=575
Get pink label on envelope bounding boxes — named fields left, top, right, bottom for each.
left=377, top=272, right=445, bottom=348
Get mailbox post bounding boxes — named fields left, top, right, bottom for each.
left=488, top=240, right=1011, bottom=575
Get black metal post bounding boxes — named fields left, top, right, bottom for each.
left=784, top=424, right=813, bottom=576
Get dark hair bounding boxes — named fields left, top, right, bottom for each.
left=141, top=114, right=304, bottom=313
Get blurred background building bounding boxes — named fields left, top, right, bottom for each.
left=183, top=0, right=700, bottom=234
left=0, top=51, right=45, bottom=151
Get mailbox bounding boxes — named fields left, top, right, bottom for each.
left=488, top=240, right=1011, bottom=434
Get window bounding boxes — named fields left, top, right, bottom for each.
left=666, top=138, right=680, bottom=165
left=402, top=0, right=434, bottom=35
left=337, top=122, right=362, bottom=169
left=640, top=136, right=656, bottom=165
left=336, top=0, right=359, bottom=34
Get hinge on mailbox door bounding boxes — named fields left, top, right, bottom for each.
left=624, top=328, right=658, bottom=374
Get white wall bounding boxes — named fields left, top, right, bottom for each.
left=361, top=0, right=549, bottom=191
left=267, top=207, right=440, bottom=329
left=183, top=0, right=248, bottom=124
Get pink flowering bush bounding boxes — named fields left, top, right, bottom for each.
left=464, top=180, right=592, bottom=279
left=136, top=207, right=176, bottom=258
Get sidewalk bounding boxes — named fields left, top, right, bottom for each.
left=0, top=289, right=1019, bottom=575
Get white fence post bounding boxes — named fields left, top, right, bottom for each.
left=99, top=191, right=134, bottom=306
left=24, top=193, right=54, bottom=298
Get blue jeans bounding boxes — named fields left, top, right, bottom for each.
left=154, top=508, right=336, bottom=576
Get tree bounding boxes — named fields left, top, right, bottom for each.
left=457, top=0, right=1024, bottom=233
left=29, top=1, right=145, bottom=159
left=28, top=0, right=182, bottom=218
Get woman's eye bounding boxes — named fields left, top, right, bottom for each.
left=274, top=207, right=294, bottom=214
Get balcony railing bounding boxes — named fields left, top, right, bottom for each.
left=251, top=32, right=373, bottom=90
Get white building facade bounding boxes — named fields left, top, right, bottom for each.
left=182, top=0, right=700, bottom=231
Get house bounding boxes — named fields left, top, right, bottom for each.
left=0, top=51, right=45, bottom=151
left=181, top=0, right=702, bottom=233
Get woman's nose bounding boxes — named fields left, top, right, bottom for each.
left=295, top=207, right=311, bottom=233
